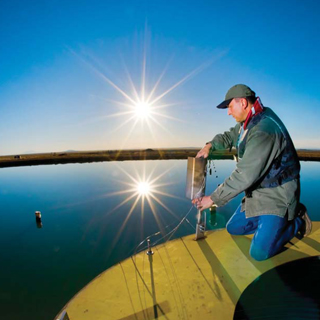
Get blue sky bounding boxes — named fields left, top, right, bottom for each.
left=0, top=0, right=319, bottom=155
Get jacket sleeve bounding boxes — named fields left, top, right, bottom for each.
left=209, top=123, right=241, bottom=151
left=210, top=129, right=282, bottom=206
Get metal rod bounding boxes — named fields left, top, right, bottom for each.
left=195, top=209, right=206, bottom=240
left=147, top=239, right=154, bottom=256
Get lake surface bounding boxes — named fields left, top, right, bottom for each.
left=0, top=159, right=319, bottom=320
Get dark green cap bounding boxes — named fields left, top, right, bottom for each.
left=216, top=84, right=256, bottom=109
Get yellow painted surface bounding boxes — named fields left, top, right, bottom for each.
left=56, top=222, right=320, bottom=320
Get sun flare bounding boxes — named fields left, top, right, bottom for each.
left=72, top=30, right=221, bottom=152
left=93, top=164, right=187, bottom=251
left=74, top=42, right=216, bottom=145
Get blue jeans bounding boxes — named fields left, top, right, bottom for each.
left=226, top=205, right=304, bottom=261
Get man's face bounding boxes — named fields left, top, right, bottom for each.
left=227, top=98, right=248, bottom=122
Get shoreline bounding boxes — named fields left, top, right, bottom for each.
left=0, top=148, right=319, bottom=168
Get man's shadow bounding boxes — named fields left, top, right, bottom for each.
left=230, top=229, right=320, bottom=274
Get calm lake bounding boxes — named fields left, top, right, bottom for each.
left=0, top=159, right=319, bottom=320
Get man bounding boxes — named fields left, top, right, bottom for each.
left=193, top=84, right=312, bottom=261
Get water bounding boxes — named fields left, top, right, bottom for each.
left=0, top=159, right=319, bottom=320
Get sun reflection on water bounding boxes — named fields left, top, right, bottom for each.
left=99, top=164, right=184, bottom=250
left=137, top=181, right=151, bottom=195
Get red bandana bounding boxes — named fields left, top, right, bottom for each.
left=243, top=97, right=264, bottom=130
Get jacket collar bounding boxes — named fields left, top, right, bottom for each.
left=243, top=97, right=264, bottom=130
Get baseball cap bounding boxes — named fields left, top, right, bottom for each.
left=216, top=84, right=256, bottom=109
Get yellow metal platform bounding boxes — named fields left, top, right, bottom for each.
left=56, top=222, right=320, bottom=320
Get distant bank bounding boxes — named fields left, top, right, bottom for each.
left=0, top=148, right=319, bottom=168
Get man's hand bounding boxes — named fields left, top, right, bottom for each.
left=196, top=143, right=212, bottom=158
left=192, top=196, right=214, bottom=212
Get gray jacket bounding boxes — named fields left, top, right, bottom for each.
left=209, top=107, right=300, bottom=220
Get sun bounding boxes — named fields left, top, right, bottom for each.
left=70, top=28, right=222, bottom=152
left=73, top=40, right=217, bottom=146
left=134, top=101, right=151, bottom=120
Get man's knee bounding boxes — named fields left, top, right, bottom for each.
left=249, top=246, right=273, bottom=261
left=226, top=221, right=241, bottom=235
left=226, top=219, right=256, bottom=235
left=250, top=250, right=269, bottom=261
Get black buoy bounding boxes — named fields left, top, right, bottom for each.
left=35, top=211, right=41, bottom=220
left=35, top=211, right=42, bottom=228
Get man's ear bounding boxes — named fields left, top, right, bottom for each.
left=241, top=98, right=249, bottom=110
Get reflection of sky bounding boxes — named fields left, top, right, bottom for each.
left=0, top=160, right=319, bottom=319
left=1, top=1, right=320, bottom=155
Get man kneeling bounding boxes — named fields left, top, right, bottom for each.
left=193, top=84, right=312, bottom=261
